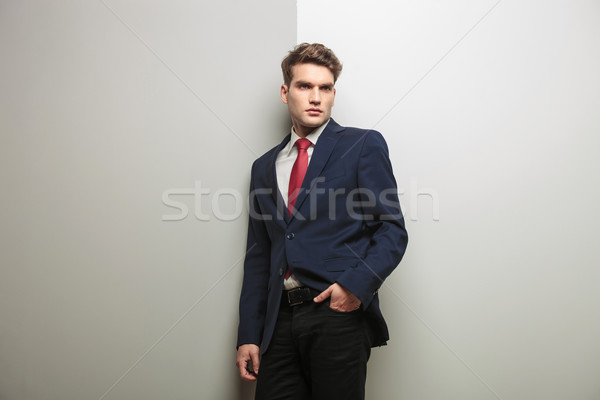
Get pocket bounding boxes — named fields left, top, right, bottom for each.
left=326, top=300, right=361, bottom=314
left=323, top=256, right=358, bottom=272
left=324, top=172, right=345, bottom=182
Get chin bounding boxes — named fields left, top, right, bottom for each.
left=304, top=117, right=326, bottom=126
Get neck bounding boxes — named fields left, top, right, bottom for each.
left=293, top=124, right=312, bottom=138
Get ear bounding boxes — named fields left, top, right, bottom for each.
left=332, top=87, right=336, bottom=106
left=280, top=84, right=289, bottom=104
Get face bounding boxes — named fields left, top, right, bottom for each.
left=281, top=63, right=336, bottom=138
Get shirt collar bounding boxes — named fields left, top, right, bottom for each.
left=285, top=119, right=330, bottom=157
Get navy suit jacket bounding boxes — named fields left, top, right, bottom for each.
left=237, top=119, right=408, bottom=353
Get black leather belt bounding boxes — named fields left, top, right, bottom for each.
left=281, top=287, right=320, bottom=307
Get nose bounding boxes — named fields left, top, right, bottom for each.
left=309, top=87, right=321, bottom=104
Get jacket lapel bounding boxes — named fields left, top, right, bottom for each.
left=289, top=119, right=344, bottom=221
left=269, top=134, right=291, bottom=224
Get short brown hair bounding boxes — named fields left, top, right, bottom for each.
left=281, top=43, right=342, bottom=87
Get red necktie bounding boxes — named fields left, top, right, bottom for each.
left=285, top=138, right=311, bottom=279
left=287, top=138, right=311, bottom=216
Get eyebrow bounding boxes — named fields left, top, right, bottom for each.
left=295, top=80, right=334, bottom=87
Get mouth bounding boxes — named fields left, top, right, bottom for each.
left=306, top=108, right=322, bottom=116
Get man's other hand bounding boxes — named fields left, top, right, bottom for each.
left=313, top=282, right=361, bottom=311
left=236, top=344, right=260, bottom=381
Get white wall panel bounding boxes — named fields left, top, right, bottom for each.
left=298, top=1, right=600, bottom=399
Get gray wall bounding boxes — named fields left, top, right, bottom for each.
left=3, top=1, right=600, bottom=399
left=299, top=0, right=600, bottom=399
left=0, top=1, right=295, bottom=399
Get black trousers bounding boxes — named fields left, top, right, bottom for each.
left=255, top=296, right=372, bottom=400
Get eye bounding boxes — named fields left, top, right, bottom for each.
left=321, top=86, right=332, bottom=91
left=299, top=84, right=310, bottom=89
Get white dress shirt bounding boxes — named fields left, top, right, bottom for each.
left=275, top=119, right=330, bottom=290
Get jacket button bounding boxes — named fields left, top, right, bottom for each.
left=286, top=233, right=295, bottom=240
left=279, top=268, right=284, bottom=276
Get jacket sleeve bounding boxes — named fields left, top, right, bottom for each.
left=236, top=162, right=271, bottom=348
left=335, top=131, right=408, bottom=310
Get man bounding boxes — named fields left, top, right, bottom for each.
left=236, top=43, right=408, bottom=400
